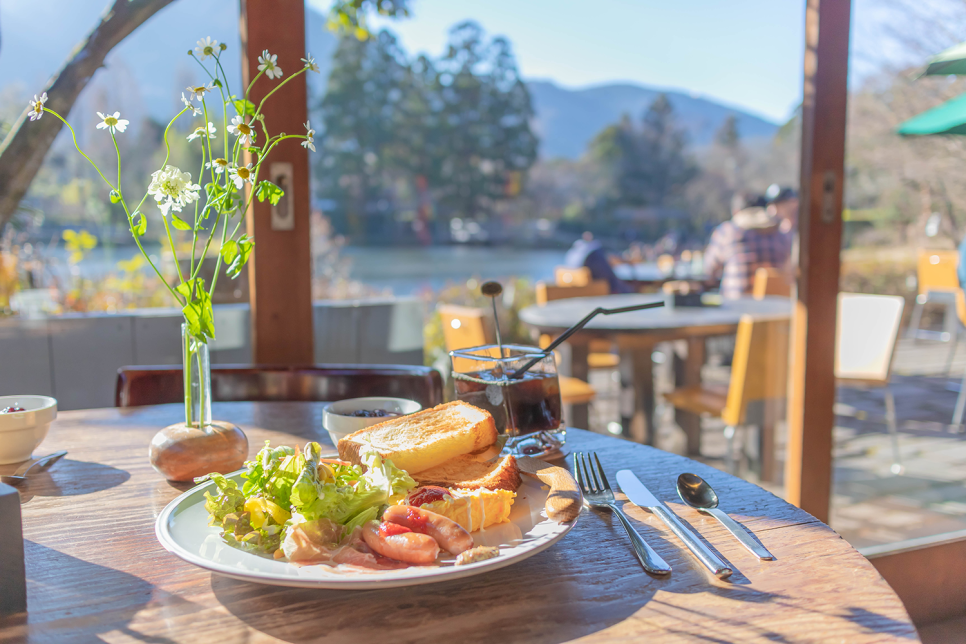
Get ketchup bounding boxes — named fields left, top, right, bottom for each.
left=0, top=406, right=25, bottom=414
left=407, top=486, right=449, bottom=507
left=377, top=522, right=412, bottom=537
left=404, top=507, right=429, bottom=533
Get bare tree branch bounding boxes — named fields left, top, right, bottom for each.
left=0, top=0, right=177, bottom=229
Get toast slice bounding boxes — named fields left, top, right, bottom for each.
left=413, top=454, right=521, bottom=492
left=337, top=401, right=497, bottom=474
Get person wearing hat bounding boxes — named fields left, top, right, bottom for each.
left=766, top=184, right=799, bottom=234
left=703, top=191, right=792, bottom=299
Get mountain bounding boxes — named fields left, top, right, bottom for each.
left=0, top=1, right=777, bottom=159
left=528, top=80, right=780, bottom=159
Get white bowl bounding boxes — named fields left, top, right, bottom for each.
left=0, top=395, right=57, bottom=465
left=322, top=397, right=421, bottom=448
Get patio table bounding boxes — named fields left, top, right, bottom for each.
left=0, top=401, right=917, bottom=643
left=519, top=294, right=792, bottom=467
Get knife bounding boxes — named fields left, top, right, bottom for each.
left=617, top=470, right=732, bottom=578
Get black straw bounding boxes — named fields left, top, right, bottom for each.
left=511, top=299, right=666, bottom=379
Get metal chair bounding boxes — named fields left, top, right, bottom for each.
left=664, top=315, right=790, bottom=478
left=835, top=293, right=906, bottom=474
left=115, top=364, right=444, bottom=409
left=437, top=304, right=596, bottom=405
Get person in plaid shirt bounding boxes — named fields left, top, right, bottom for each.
left=704, top=192, right=792, bottom=299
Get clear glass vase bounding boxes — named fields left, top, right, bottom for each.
left=182, top=323, right=211, bottom=428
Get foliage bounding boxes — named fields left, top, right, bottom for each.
left=316, top=21, right=538, bottom=235
left=327, top=0, right=411, bottom=40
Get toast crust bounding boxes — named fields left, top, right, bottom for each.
left=337, top=401, right=498, bottom=474
left=413, top=454, right=522, bottom=492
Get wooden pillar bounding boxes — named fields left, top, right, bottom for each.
left=239, top=0, right=314, bottom=364
left=784, top=0, right=851, bottom=523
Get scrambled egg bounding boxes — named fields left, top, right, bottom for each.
left=414, top=488, right=515, bottom=532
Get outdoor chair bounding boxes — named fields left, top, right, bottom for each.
left=752, top=267, right=792, bottom=299
left=437, top=304, right=596, bottom=406
left=535, top=280, right=620, bottom=370
left=664, top=316, right=790, bottom=479
left=835, top=293, right=905, bottom=475
left=554, top=266, right=592, bottom=287
left=115, top=364, right=444, bottom=409
left=907, top=250, right=965, bottom=367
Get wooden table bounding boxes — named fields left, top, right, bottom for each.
left=0, top=402, right=917, bottom=643
left=520, top=294, right=792, bottom=456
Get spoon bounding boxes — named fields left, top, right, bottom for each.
left=1, top=451, right=68, bottom=486
left=676, top=472, right=774, bottom=560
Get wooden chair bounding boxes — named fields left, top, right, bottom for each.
left=835, top=293, right=905, bottom=474
left=535, top=280, right=619, bottom=370
left=437, top=304, right=596, bottom=405
left=752, top=267, right=792, bottom=299
left=664, top=316, right=790, bottom=477
left=116, top=365, right=444, bottom=409
left=554, top=266, right=592, bottom=287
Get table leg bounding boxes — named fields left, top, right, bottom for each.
left=620, top=347, right=654, bottom=445
left=569, top=341, right=590, bottom=431
left=674, top=338, right=706, bottom=456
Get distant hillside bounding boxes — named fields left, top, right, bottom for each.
left=528, top=80, right=780, bottom=159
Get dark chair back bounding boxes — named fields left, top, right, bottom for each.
left=116, top=364, right=444, bottom=409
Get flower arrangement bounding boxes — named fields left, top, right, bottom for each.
left=28, top=37, right=319, bottom=428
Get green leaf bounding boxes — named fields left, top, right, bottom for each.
left=109, top=190, right=121, bottom=204
left=227, top=236, right=254, bottom=279
left=233, top=99, right=257, bottom=116
left=131, top=211, right=146, bottom=237
left=213, top=79, right=223, bottom=88
left=176, top=278, right=216, bottom=341
left=255, top=180, right=284, bottom=206
left=221, top=239, right=239, bottom=265
left=170, top=215, right=193, bottom=231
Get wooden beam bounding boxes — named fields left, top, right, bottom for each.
left=784, top=0, right=851, bottom=523
left=239, top=0, right=314, bottom=364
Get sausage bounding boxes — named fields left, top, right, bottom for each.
left=362, top=521, right=439, bottom=565
left=383, top=505, right=474, bottom=555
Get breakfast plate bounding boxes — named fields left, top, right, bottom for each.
left=156, top=470, right=577, bottom=589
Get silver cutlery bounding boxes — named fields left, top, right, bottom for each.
left=676, top=473, right=774, bottom=561
left=1, top=450, right=67, bottom=486
left=573, top=452, right=671, bottom=575
left=617, top=469, right=732, bottom=578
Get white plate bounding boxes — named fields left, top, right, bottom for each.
left=156, top=472, right=577, bottom=589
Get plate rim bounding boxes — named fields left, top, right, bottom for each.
left=155, top=470, right=578, bottom=589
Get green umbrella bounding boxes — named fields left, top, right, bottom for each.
left=922, top=41, right=966, bottom=76
left=897, top=92, right=966, bottom=136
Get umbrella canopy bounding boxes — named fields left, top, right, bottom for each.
left=897, top=92, right=966, bottom=136
left=923, top=41, right=966, bottom=76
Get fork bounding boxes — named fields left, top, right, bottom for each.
left=573, top=451, right=671, bottom=575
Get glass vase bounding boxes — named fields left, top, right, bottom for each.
left=182, top=322, right=211, bottom=429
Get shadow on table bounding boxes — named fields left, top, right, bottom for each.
left=15, top=541, right=194, bottom=643
left=16, top=459, right=130, bottom=503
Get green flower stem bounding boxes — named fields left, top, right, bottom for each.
left=191, top=206, right=225, bottom=282
left=214, top=54, right=233, bottom=100
left=254, top=66, right=309, bottom=117
left=208, top=214, right=231, bottom=298
left=131, top=106, right=191, bottom=217
left=45, top=111, right=116, bottom=190
left=161, top=212, right=187, bottom=286
left=196, top=337, right=206, bottom=428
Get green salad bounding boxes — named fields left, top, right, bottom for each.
left=201, top=440, right=416, bottom=555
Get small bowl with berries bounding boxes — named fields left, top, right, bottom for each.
left=322, top=397, right=421, bottom=447
left=0, top=395, right=57, bottom=465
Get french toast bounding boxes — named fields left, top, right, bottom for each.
left=413, top=454, right=521, bottom=492
left=337, top=401, right=498, bottom=474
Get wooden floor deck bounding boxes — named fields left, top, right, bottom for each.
left=584, top=336, right=966, bottom=550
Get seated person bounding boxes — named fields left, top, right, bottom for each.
left=704, top=193, right=792, bottom=299
left=765, top=184, right=799, bottom=234
left=564, top=232, right=633, bottom=294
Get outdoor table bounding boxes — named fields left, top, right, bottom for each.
left=0, top=402, right=917, bottom=643
left=519, top=294, right=792, bottom=462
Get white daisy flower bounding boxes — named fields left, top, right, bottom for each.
left=187, top=122, right=217, bottom=142
left=186, top=83, right=214, bottom=102
left=181, top=93, right=202, bottom=116
left=148, top=165, right=201, bottom=215
left=228, top=163, right=255, bottom=189
left=227, top=115, right=256, bottom=145
left=195, top=37, right=219, bottom=60
left=301, top=54, right=319, bottom=73
left=28, top=93, right=47, bottom=121
left=206, top=157, right=231, bottom=174
left=257, top=50, right=282, bottom=80
left=301, top=120, right=316, bottom=152
left=96, top=111, right=129, bottom=134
